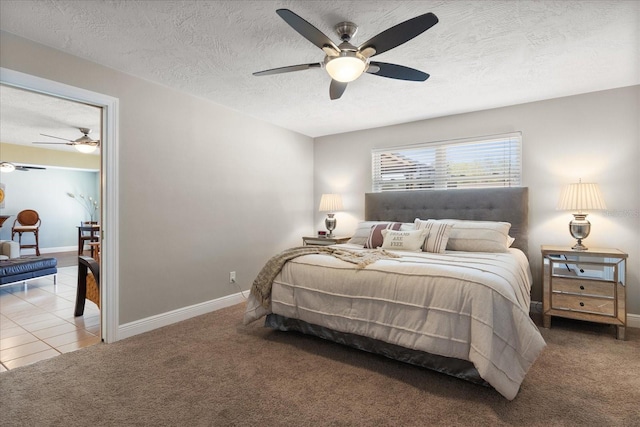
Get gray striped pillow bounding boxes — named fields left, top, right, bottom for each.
left=414, top=219, right=452, bottom=253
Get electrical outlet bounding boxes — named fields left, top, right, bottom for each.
left=229, top=271, right=236, bottom=284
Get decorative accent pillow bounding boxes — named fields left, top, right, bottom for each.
left=349, top=221, right=414, bottom=246
left=441, top=219, right=513, bottom=253
left=363, top=222, right=402, bottom=248
left=380, top=228, right=428, bottom=251
left=414, top=219, right=453, bottom=253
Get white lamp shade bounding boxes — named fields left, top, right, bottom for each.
left=557, top=180, right=607, bottom=212
left=319, top=194, right=343, bottom=212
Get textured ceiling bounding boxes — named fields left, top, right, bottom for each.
left=0, top=85, right=101, bottom=153
left=0, top=0, right=638, bottom=141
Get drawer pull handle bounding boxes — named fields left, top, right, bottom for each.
left=580, top=285, right=585, bottom=290
left=579, top=302, right=585, bottom=307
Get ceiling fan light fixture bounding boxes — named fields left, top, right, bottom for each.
left=0, top=162, right=16, bottom=173
left=74, top=143, right=98, bottom=154
left=325, top=52, right=366, bottom=83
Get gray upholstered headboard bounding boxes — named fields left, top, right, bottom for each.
left=365, top=187, right=529, bottom=257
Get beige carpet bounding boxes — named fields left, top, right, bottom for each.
left=1, top=303, right=638, bottom=426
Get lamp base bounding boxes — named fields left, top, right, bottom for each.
left=572, top=239, right=588, bottom=251
left=569, top=213, right=591, bottom=251
left=325, top=213, right=337, bottom=238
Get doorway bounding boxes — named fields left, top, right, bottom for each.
left=0, top=67, right=119, bottom=346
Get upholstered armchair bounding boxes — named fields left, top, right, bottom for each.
left=0, top=240, right=20, bottom=260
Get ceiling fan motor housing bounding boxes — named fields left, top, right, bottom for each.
left=334, top=21, right=358, bottom=41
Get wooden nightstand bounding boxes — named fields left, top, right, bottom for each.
left=302, top=236, right=350, bottom=246
left=541, top=245, right=628, bottom=340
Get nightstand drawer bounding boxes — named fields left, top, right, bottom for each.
left=551, top=293, right=615, bottom=316
left=552, top=277, right=614, bottom=298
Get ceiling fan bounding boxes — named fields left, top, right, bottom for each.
left=253, top=9, right=439, bottom=100
left=33, top=127, right=100, bottom=153
left=0, top=162, right=46, bottom=173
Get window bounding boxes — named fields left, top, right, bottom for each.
left=372, top=132, right=522, bottom=192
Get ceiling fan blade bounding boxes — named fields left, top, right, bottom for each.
left=16, top=165, right=46, bottom=171
left=253, top=63, right=322, bottom=76
left=33, top=141, right=73, bottom=145
left=330, top=80, right=348, bottom=100
left=39, top=133, right=74, bottom=142
left=367, top=62, right=429, bottom=81
left=359, top=12, right=438, bottom=57
left=276, top=9, right=340, bottom=52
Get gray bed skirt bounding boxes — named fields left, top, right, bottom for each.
left=265, top=313, right=489, bottom=387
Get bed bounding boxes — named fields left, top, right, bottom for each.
left=243, top=187, right=546, bottom=400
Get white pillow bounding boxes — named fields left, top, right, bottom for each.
left=414, top=219, right=453, bottom=253
left=348, top=221, right=415, bottom=246
left=380, top=228, right=428, bottom=251
left=441, top=219, right=512, bottom=253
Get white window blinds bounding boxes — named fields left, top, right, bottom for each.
left=372, top=132, right=522, bottom=192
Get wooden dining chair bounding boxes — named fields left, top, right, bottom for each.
left=11, top=209, right=41, bottom=256
left=78, top=221, right=100, bottom=255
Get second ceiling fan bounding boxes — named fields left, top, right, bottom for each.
left=33, top=127, right=100, bottom=153
left=253, top=9, right=439, bottom=100
left=0, top=162, right=46, bottom=173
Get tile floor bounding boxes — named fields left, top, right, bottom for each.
left=0, top=265, right=101, bottom=371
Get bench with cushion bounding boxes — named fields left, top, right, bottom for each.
left=0, top=256, right=57, bottom=286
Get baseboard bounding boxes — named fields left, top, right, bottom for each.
left=13, top=246, right=76, bottom=256
left=116, top=292, right=248, bottom=341
left=627, top=313, right=640, bottom=329
left=530, top=300, right=640, bottom=329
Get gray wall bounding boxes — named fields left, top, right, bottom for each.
left=3, top=30, right=638, bottom=325
left=1, top=31, right=314, bottom=324
left=0, top=167, right=99, bottom=250
left=314, top=85, right=640, bottom=315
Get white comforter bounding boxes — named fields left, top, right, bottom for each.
left=244, top=244, right=546, bottom=400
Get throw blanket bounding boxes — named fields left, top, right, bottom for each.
left=250, top=246, right=400, bottom=308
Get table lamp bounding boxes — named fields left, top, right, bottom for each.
left=319, top=194, right=343, bottom=238
left=557, top=179, right=606, bottom=251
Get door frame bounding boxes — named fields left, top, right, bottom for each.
left=1, top=67, right=120, bottom=343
